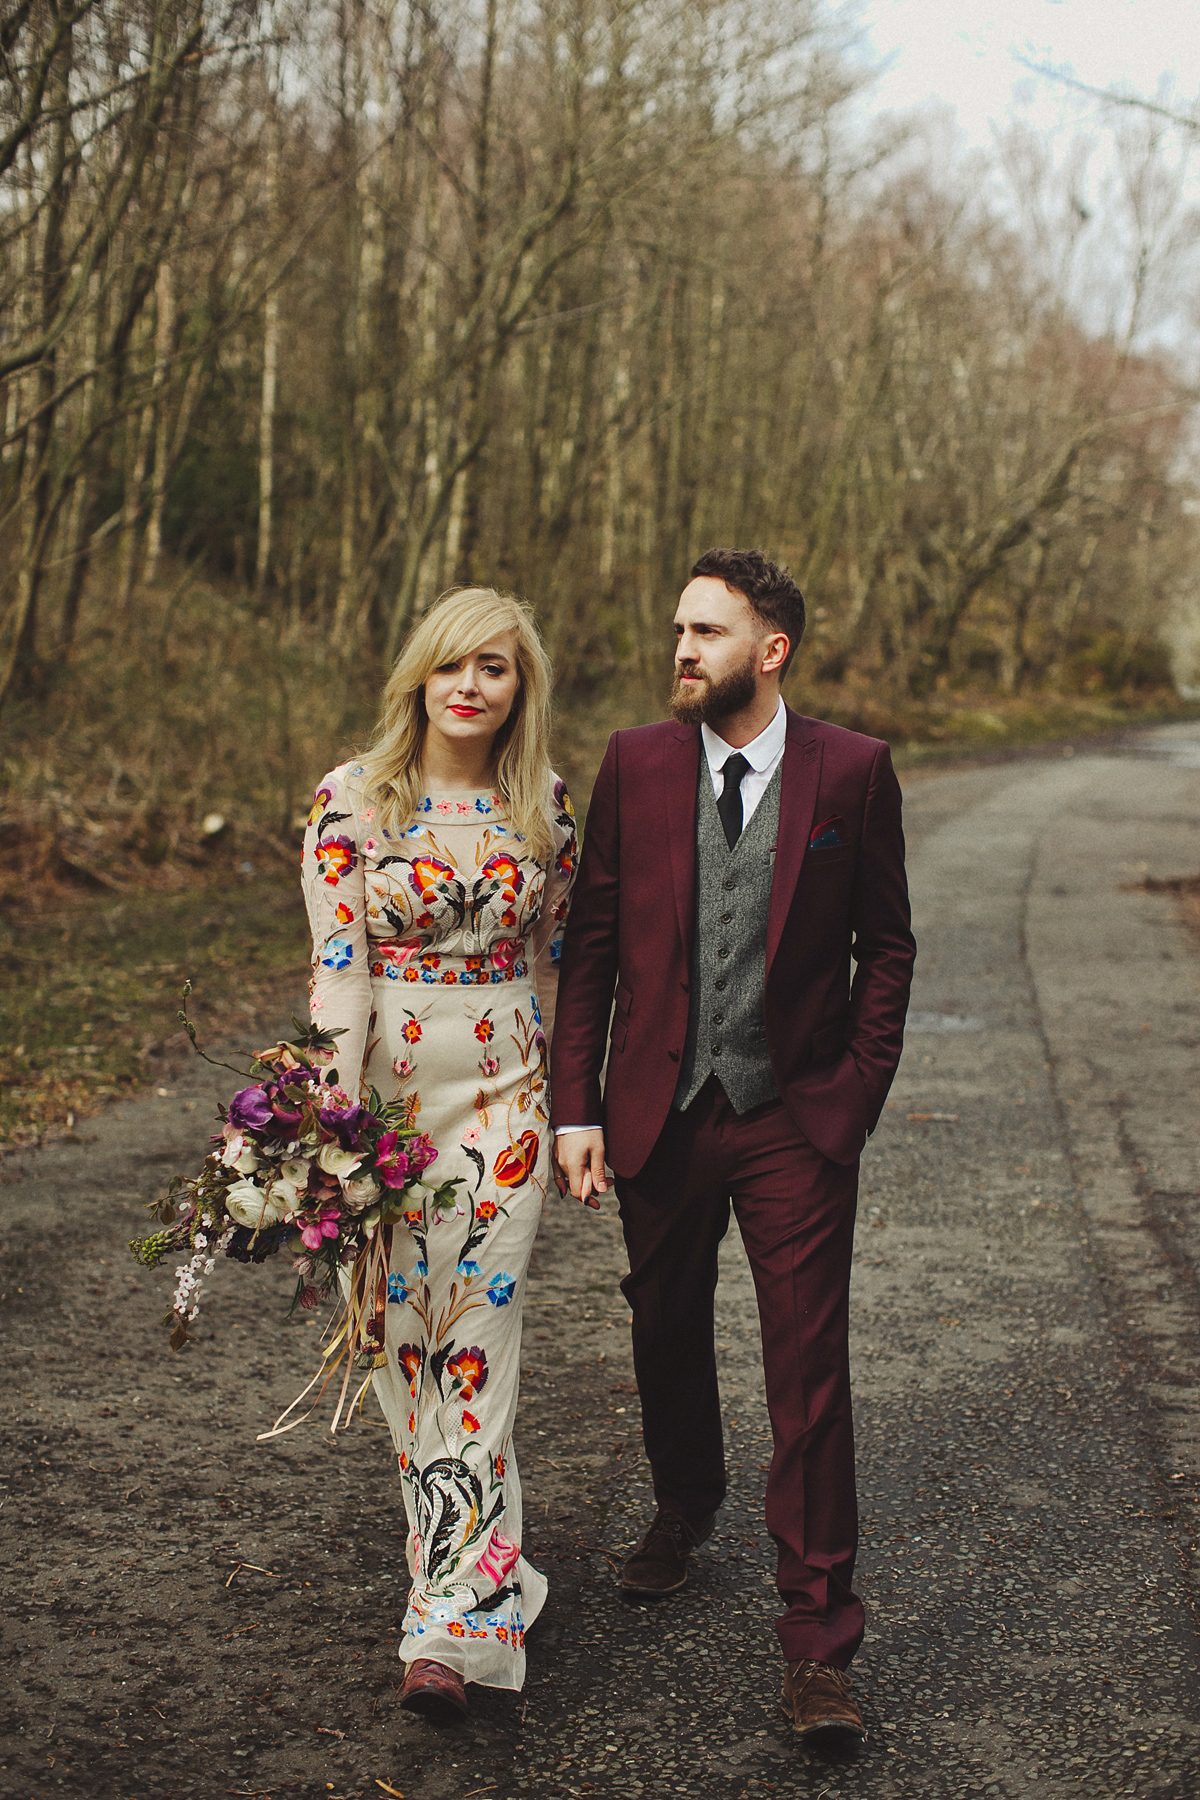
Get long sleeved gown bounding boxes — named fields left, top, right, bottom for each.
left=301, top=762, right=577, bottom=1688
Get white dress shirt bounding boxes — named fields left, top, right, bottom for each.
left=700, top=695, right=787, bottom=825
left=556, top=698, right=788, bottom=1135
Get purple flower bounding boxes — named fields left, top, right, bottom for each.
left=268, top=1086, right=304, bottom=1133
left=408, top=1133, right=438, bottom=1174
left=229, top=1085, right=273, bottom=1131
left=319, top=1098, right=369, bottom=1141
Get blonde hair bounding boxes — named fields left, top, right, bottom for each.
left=358, top=587, right=555, bottom=861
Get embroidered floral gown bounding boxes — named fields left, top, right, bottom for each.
left=301, top=762, right=577, bottom=1689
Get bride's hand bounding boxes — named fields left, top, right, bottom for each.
left=552, top=1129, right=608, bottom=1210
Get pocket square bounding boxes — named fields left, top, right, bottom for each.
left=808, top=815, right=846, bottom=851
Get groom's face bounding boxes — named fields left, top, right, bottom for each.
left=670, top=577, right=773, bottom=726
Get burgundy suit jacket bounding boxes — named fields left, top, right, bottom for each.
left=549, top=707, right=916, bottom=1173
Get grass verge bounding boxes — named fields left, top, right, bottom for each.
left=0, top=871, right=309, bottom=1147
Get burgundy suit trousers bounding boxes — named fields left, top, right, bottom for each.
left=615, top=1076, right=863, bottom=1669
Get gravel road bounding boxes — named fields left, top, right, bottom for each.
left=2, top=722, right=1199, bottom=1800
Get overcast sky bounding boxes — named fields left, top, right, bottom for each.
left=851, top=0, right=1200, bottom=147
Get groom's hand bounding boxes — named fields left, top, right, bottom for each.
left=553, top=1130, right=608, bottom=1210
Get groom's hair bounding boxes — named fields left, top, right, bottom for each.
left=690, top=547, right=806, bottom=676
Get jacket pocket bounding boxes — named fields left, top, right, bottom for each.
left=610, top=1019, right=629, bottom=1054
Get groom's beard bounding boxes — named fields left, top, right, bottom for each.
left=669, top=653, right=759, bottom=727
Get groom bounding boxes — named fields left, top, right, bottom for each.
left=551, top=548, right=915, bottom=1742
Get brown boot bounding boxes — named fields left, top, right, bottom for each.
left=399, top=1657, right=468, bottom=1723
left=781, top=1659, right=865, bottom=1744
left=620, top=1508, right=716, bottom=1597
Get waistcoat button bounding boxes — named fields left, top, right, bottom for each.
left=710, top=1041, right=722, bottom=1056
left=717, top=946, right=729, bottom=959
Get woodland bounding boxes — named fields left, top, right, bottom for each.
left=2, top=0, right=1199, bottom=871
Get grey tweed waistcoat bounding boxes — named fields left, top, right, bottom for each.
left=673, top=759, right=783, bottom=1114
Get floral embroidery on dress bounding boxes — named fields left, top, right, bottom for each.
left=300, top=765, right=577, bottom=1689
left=416, top=792, right=504, bottom=817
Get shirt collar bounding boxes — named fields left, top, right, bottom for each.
left=701, top=696, right=787, bottom=776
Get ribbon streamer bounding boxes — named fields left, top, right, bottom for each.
left=258, top=1224, right=393, bottom=1440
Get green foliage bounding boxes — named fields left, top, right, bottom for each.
left=1066, top=629, right=1176, bottom=695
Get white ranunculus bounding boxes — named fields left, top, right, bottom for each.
left=225, top=1178, right=289, bottom=1230
left=220, top=1132, right=260, bottom=1175
left=279, top=1158, right=309, bottom=1185
left=341, top=1172, right=381, bottom=1214
left=267, top=1176, right=305, bottom=1213
left=317, top=1142, right=363, bottom=1179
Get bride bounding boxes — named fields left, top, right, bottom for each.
left=301, top=587, right=577, bottom=1720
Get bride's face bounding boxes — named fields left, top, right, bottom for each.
left=423, top=633, right=520, bottom=759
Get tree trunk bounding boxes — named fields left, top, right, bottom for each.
left=255, top=88, right=282, bottom=597
left=144, top=257, right=177, bottom=583
left=0, top=27, right=73, bottom=709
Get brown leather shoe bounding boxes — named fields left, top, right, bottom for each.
left=781, top=1659, right=865, bottom=1743
left=620, top=1508, right=716, bottom=1597
left=399, top=1657, right=468, bottom=1723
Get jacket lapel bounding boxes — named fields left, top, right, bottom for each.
left=663, top=723, right=700, bottom=961
left=766, top=709, right=823, bottom=973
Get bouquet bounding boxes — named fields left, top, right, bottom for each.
left=129, top=1000, right=461, bottom=1435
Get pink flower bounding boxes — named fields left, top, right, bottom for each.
left=392, top=1056, right=414, bottom=1081
left=435, top=800, right=453, bottom=815
left=375, top=1131, right=411, bottom=1189
left=480, top=1055, right=499, bottom=1077
left=462, top=1125, right=481, bottom=1144
left=363, top=836, right=380, bottom=856
left=380, top=939, right=421, bottom=966
left=476, top=1527, right=521, bottom=1587
left=299, top=1208, right=341, bottom=1251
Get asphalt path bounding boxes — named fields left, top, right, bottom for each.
left=2, top=722, right=1199, bottom=1800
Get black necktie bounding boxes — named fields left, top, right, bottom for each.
left=717, top=753, right=751, bottom=850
